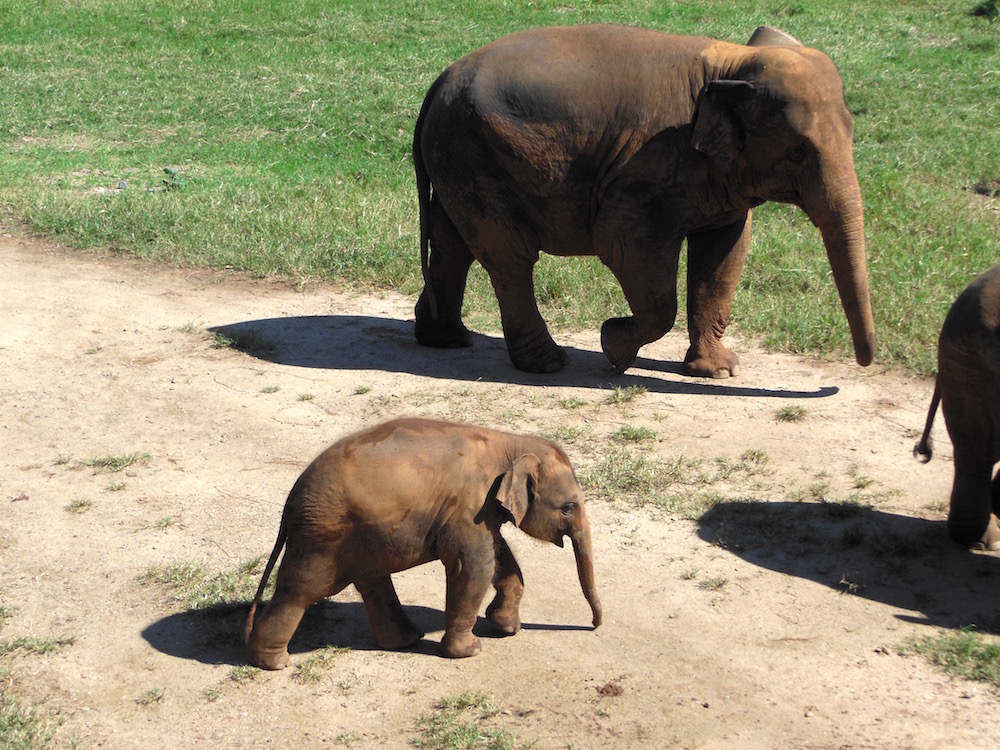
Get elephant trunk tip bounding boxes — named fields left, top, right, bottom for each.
left=854, top=331, right=876, bottom=367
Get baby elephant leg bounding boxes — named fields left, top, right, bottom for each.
left=355, top=575, right=424, bottom=650
left=247, top=551, right=337, bottom=670
left=439, top=542, right=494, bottom=658
left=485, top=536, right=523, bottom=635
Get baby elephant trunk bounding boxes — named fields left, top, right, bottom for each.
left=571, top=521, right=602, bottom=628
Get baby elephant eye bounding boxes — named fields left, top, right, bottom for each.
left=788, top=144, right=807, bottom=163
left=560, top=502, right=578, bottom=515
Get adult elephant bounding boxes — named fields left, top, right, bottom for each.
left=412, top=24, right=876, bottom=377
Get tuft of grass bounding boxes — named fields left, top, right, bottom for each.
left=412, top=692, right=531, bottom=750
left=292, top=646, right=351, bottom=685
left=353, top=385, right=372, bottom=395
left=65, top=498, right=92, bottom=514
left=0, top=636, right=76, bottom=657
left=698, top=577, right=728, bottom=591
left=609, top=425, right=657, bottom=444
left=298, top=393, right=315, bottom=402
left=260, top=385, right=280, bottom=394
left=604, top=386, right=647, bottom=405
left=558, top=396, right=587, bottom=410
left=906, top=628, right=1000, bottom=689
left=211, top=328, right=277, bottom=355
left=81, top=451, right=151, bottom=474
left=136, top=687, right=165, bottom=706
left=138, top=557, right=264, bottom=610
left=229, top=665, right=262, bottom=684
left=775, top=405, right=807, bottom=423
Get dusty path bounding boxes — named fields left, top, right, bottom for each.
left=1, top=233, right=998, bottom=749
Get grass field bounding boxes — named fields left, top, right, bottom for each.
left=1, top=0, right=998, bottom=375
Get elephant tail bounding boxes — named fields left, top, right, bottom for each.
left=244, top=504, right=290, bottom=644
left=413, top=82, right=439, bottom=321
left=913, top=380, right=941, bottom=463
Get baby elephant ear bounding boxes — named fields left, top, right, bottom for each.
left=498, top=454, right=541, bottom=526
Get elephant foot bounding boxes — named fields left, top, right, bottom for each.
left=948, top=516, right=1000, bottom=552
left=683, top=343, right=741, bottom=379
left=374, top=621, right=425, bottom=651
left=508, top=334, right=568, bottom=373
left=414, top=293, right=473, bottom=349
left=248, top=646, right=291, bottom=671
left=485, top=599, right=521, bottom=635
left=974, top=517, right=1000, bottom=552
left=439, top=631, right=482, bottom=659
left=600, top=318, right=640, bottom=374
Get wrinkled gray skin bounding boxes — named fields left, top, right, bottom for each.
left=915, top=264, right=1000, bottom=551
left=413, top=24, right=876, bottom=378
left=245, top=418, right=601, bottom=670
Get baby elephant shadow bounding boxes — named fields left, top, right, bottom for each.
left=141, top=599, right=566, bottom=667
left=697, top=501, right=1000, bottom=633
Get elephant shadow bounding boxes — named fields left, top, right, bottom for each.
left=141, top=598, right=586, bottom=667
left=208, top=315, right=838, bottom=400
left=697, top=501, right=1000, bottom=633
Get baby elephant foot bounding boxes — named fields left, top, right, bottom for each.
left=248, top=646, right=291, bottom=671
left=682, top=343, right=741, bottom=379
left=485, top=599, right=521, bottom=635
left=600, top=318, right=640, bottom=373
left=440, top=631, right=482, bottom=659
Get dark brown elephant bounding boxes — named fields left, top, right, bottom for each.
left=915, top=264, right=1000, bottom=551
left=245, top=418, right=601, bottom=669
left=413, top=24, right=876, bottom=377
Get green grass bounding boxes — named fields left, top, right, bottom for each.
left=1, top=0, right=998, bottom=376
left=138, top=557, right=264, bottom=610
left=907, top=629, right=1000, bottom=689
left=412, top=693, right=532, bottom=750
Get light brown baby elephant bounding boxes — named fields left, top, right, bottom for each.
left=245, top=417, right=602, bottom=669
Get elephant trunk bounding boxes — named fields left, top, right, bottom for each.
left=808, top=166, right=877, bottom=367
left=571, top=519, right=602, bottom=628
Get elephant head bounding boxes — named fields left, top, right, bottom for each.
left=692, top=29, right=876, bottom=367
left=498, top=451, right=603, bottom=628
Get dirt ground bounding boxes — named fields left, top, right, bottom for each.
left=2, top=230, right=999, bottom=750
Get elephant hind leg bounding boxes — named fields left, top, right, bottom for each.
left=355, top=576, right=424, bottom=650
left=415, top=196, right=475, bottom=349
left=246, top=552, right=343, bottom=670
left=947, top=448, right=1000, bottom=550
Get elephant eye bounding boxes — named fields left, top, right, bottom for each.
left=560, top=502, right=578, bottom=515
left=788, top=144, right=807, bottom=163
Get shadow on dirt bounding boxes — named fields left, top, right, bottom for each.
left=697, top=501, right=1000, bottom=634
left=141, top=598, right=589, bottom=667
left=208, top=316, right=838, bottom=399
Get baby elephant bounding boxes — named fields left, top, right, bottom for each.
left=245, top=417, right=602, bottom=669
left=915, top=264, right=1000, bottom=550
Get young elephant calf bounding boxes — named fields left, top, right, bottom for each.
left=245, top=417, right=602, bottom=669
left=915, top=264, right=1000, bottom=550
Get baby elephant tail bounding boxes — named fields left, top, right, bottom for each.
left=244, top=507, right=289, bottom=644
left=913, top=381, right=941, bottom=464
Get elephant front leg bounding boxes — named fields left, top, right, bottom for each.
left=355, top=575, right=425, bottom=650
left=485, top=535, right=524, bottom=635
left=599, top=239, right=681, bottom=373
left=488, top=261, right=569, bottom=374
left=683, top=214, right=752, bottom=379
left=439, top=540, right=494, bottom=658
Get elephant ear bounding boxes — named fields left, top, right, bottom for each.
left=691, top=79, right=757, bottom=166
left=746, top=26, right=803, bottom=47
left=497, top=453, right=541, bottom=527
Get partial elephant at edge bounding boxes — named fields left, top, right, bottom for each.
left=915, top=263, right=1000, bottom=551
